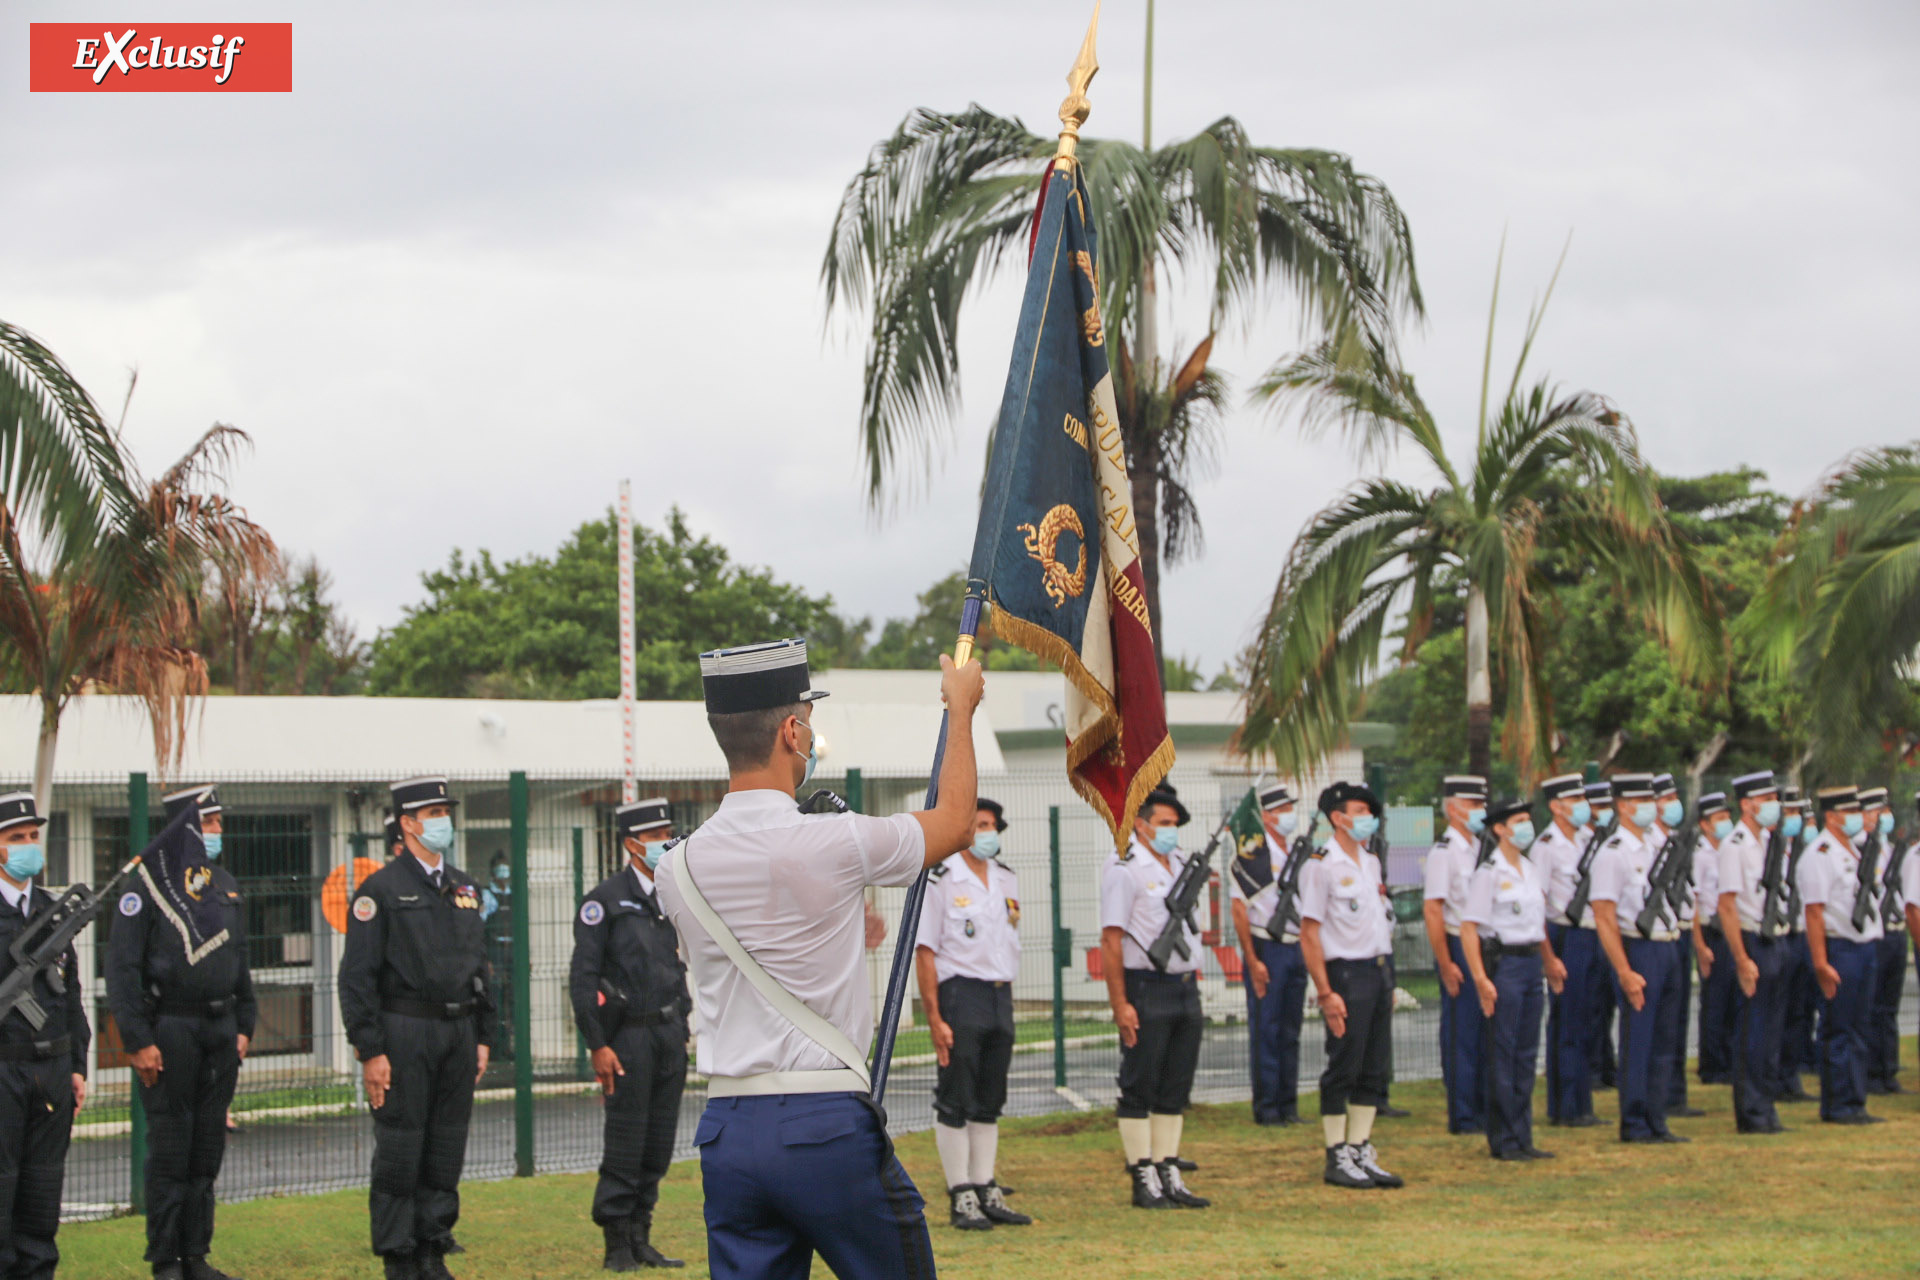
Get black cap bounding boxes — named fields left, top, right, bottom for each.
left=0, top=792, right=38, bottom=835
left=1816, top=785, right=1860, bottom=813
left=699, top=639, right=829, bottom=715
left=1696, top=792, right=1730, bottom=819
left=1611, top=772, right=1656, bottom=800
left=1540, top=773, right=1584, bottom=801
left=162, top=784, right=220, bottom=823
left=1319, top=780, right=1378, bottom=817
left=1857, top=786, right=1889, bottom=808
left=1781, top=785, right=1806, bottom=810
left=1139, top=785, right=1190, bottom=827
left=1258, top=783, right=1295, bottom=811
left=1651, top=773, right=1678, bottom=796
left=391, top=776, right=457, bottom=813
left=977, top=798, right=1008, bottom=832
left=615, top=797, right=673, bottom=837
left=1487, top=798, right=1532, bottom=828
left=1442, top=775, right=1488, bottom=801
left=1585, top=782, right=1614, bottom=804
left=1730, top=770, right=1778, bottom=800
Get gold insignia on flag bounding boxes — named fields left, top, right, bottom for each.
left=1017, top=505, right=1089, bottom=607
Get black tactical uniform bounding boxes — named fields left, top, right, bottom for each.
left=338, top=778, right=493, bottom=1280
left=570, top=799, right=689, bottom=1271
left=106, top=785, right=256, bottom=1280
left=0, top=792, right=90, bottom=1280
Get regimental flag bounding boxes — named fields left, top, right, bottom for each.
left=1226, top=789, right=1270, bottom=900
left=969, top=159, right=1173, bottom=848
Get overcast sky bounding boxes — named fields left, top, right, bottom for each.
left=7, top=0, right=1917, bottom=677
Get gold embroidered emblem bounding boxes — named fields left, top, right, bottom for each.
left=184, top=866, right=212, bottom=900
left=1006, top=898, right=1021, bottom=925
left=1016, top=504, right=1089, bottom=608
left=955, top=895, right=972, bottom=909
left=1074, top=251, right=1104, bottom=347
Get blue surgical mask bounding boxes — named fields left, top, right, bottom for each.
left=1149, top=827, right=1180, bottom=856
left=493, top=864, right=510, bottom=882
left=1842, top=813, right=1863, bottom=838
left=1569, top=800, right=1592, bottom=829
left=1510, top=820, right=1536, bottom=851
left=800, top=720, right=821, bottom=787
left=1631, top=803, right=1657, bottom=830
left=201, top=832, right=223, bottom=860
left=1349, top=814, right=1380, bottom=843
left=1756, top=800, right=1781, bottom=829
left=1661, top=800, right=1684, bottom=828
left=1712, top=817, right=1733, bottom=842
left=1878, top=812, right=1894, bottom=837
left=643, top=842, right=666, bottom=871
left=1780, top=814, right=1804, bottom=840
left=4, top=843, right=44, bottom=881
left=1465, top=808, right=1487, bottom=835
left=972, top=831, right=1002, bottom=860
left=418, top=815, right=455, bottom=855
left=1275, top=812, right=1298, bottom=838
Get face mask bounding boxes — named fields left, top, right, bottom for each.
left=1465, top=808, right=1487, bottom=835
left=1594, top=808, right=1614, bottom=828
left=1275, top=812, right=1298, bottom=837
left=1569, top=800, right=1592, bottom=829
left=1878, top=812, right=1894, bottom=837
left=201, top=832, right=223, bottom=860
left=1661, top=800, right=1684, bottom=828
left=1712, top=817, right=1733, bottom=842
left=493, top=864, right=510, bottom=882
left=1842, top=813, right=1863, bottom=838
left=1631, top=803, right=1657, bottom=830
left=418, top=815, right=454, bottom=855
left=1149, top=827, right=1180, bottom=856
left=1780, top=814, right=1804, bottom=840
left=799, top=720, right=821, bottom=787
left=1755, top=800, right=1781, bottom=829
left=972, top=831, right=1002, bottom=860
left=644, top=842, right=667, bottom=871
left=3, top=844, right=44, bottom=880
left=1348, top=814, right=1380, bottom=843
left=1510, top=821, right=1536, bottom=851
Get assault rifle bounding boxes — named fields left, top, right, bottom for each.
left=1662, top=824, right=1699, bottom=922
left=1564, top=810, right=1619, bottom=927
left=1636, top=826, right=1695, bottom=937
left=1882, top=840, right=1911, bottom=931
left=0, top=806, right=193, bottom=1035
left=1147, top=816, right=1229, bottom=973
left=1850, top=828, right=1884, bottom=935
left=1473, top=828, right=1499, bottom=870
left=1758, top=827, right=1790, bottom=937
left=1270, top=833, right=1316, bottom=938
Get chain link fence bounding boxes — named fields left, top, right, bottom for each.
left=19, top=764, right=1913, bottom=1221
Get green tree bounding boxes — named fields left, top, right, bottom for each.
left=1241, top=254, right=1720, bottom=783
left=367, top=509, right=852, bottom=699
left=858, top=570, right=1049, bottom=672
left=196, top=554, right=369, bottom=695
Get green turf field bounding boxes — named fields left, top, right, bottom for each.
left=61, top=1055, right=1920, bottom=1279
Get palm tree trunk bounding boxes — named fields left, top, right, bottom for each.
left=1465, top=583, right=1492, bottom=778
left=32, top=695, right=61, bottom=815
left=1132, top=435, right=1165, bottom=654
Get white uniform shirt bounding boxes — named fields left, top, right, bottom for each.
left=1900, top=841, right=1920, bottom=922
left=1422, top=825, right=1478, bottom=935
left=1716, top=821, right=1781, bottom=935
left=1797, top=829, right=1882, bottom=944
left=1537, top=822, right=1592, bottom=928
left=1100, top=839, right=1202, bottom=973
left=1694, top=835, right=1722, bottom=926
left=655, top=789, right=924, bottom=1079
left=915, top=853, right=1020, bottom=983
left=0, top=876, right=27, bottom=912
left=629, top=864, right=656, bottom=898
left=1463, top=850, right=1549, bottom=947
left=1299, top=838, right=1393, bottom=961
left=1589, top=825, right=1678, bottom=940
left=1228, top=834, right=1293, bottom=938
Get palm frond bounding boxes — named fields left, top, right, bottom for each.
left=1251, top=338, right=1455, bottom=482
left=0, top=320, right=137, bottom=556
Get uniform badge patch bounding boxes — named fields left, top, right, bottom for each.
left=454, top=886, right=480, bottom=910
left=964, top=919, right=976, bottom=938
left=954, top=895, right=972, bottom=908
left=352, top=895, right=377, bottom=923
left=119, top=891, right=143, bottom=917
left=580, top=900, right=605, bottom=926
left=1006, top=898, right=1021, bottom=925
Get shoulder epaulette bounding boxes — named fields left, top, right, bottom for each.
left=929, top=862, right=951, bottom=879
left=1310, top=848, right=1327, bottom=860
left=1117, top=848, right=1135, bottom=863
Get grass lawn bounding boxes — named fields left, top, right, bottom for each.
left=61, top=1052, right=1920, bottom=1279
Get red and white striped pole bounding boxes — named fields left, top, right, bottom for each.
left=617, top=479, right=638, bottom=805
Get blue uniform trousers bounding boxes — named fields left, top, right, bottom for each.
left=1818, top=938, right=1879, bottom=1120
left=1661, top=938, right=1692, bottom=1109
left=694, top=1093, right=934, bottom=1280
left=1440, top=935, right=1486, bottom=1133
left=1245, top=936, right=1306, bottom=1122
left=1615, top=937, right=1679, bottom=1141
left=1697, top=928, right=1737, bottom=1083
left=1867, top=933, right=1907, bottom=1091
left=1545, top=924, right=1603, bottom=1122
left=1778, top=933, right=1818, bottom=1089
left=1480, top=947, right=1544, bottom=1158
left=1732, top=933, right=1787, bottom=1132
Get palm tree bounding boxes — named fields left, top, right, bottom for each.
left=0, top=321, right=277, bottom=807
left=1743, top=443, right=1920, bottom=763
left=1240, top=252, right=1721, bottom=782
left=822, top=99, right=1422, bottom=649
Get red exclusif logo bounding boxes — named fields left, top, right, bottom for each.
left=29, top=23, right=292, bottom=92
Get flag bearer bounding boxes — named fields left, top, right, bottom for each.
left=0, top=792, right=90, bottom=1280
left=339, top=777, right=494, bottom=1280
left=916, top=798, right=1031, bottom=1231
left=571, top=798, right=693, bottom=1270
left=656, top=640, right=982, bottom=1280
left=1775, top=786, right=1816, bottom=1102
left=1692, top=794, right=1738, bottom=1085
left=1717, top=769, right=1789, bottom=1135
left=1300, top=782, right=1403, bottom=1191
left=1537, top=773, right=1600, bottom=1127
left=1648, top=774, right=1704, bottom=1119
left=1797, top=787, right=1884, bottom=1125
left=1424, top=775, right=1489, bottom=1135
left=1101, top=787, right=1209, bottom=1210
left=1230, top=783, right=1309, bottom=1127
left=1857, top=786, right=1906, bottom=1095
left=107, top=785, right=256, bottom=1280
left=1461, top=798, right=1564, bottom=1161
left=1588, top=774, right=1687, bottom=1144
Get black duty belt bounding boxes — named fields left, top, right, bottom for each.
left=1124, top=968, right=1197, bottom=985
left=616, top=1000, right=691, bottom=1029
left=155, top=996, right=233, bottom=1019
left=383, top=998, right=474, bottom=1021
left=940, top=975, right=1013, bottom=991
left=0, top=1035, right=71, bottom=1062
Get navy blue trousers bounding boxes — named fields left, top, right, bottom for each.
left=1779, top=933, right=1818, bottom=1087
left=1480, top=948, right=1544, bottom=1157
left=1697, top=929, right=1737, bottom=1083
left=1661, top=939, right=1692, bottom=1109
left=1440, top=935, right=1486, bottom=1133
left=1818, top=938, right=1879, bottom=1120
left=1867, top=933, right=1906, bottom=1090
left=1732, top=933, right=1787, bottom=1132
left=1615, top=937, right=1679, bottom=1140
left=1245, top=937, right=1306, bottom=1122
left=1545, top=924, right=1604, bottom=1122
left=694, top=1093, right=934, bottom=1280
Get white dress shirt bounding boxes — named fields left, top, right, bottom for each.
left=1299, top=838, right=1393, bottom=961
left=1100, top=839, right=1201, bottom=973
left=915, top=853, right=1021, bottom=983
left=1799, top=830, right=1883, bottom=945
left=1537, top=821, right=1592, bottom=928
left=1463, top=850, right=1549, bottom=947
left=1423, top=825, right=1478, bottom=935
left=1717, top=821, right=1782, bottom=936
left=0, top=875, right=27, bottom=912
left=1694, top=835, right=1722, bottom=926
left=1900, top=842, right=1920, bottom=920
left=1589, top=826, right=1678, bottom=941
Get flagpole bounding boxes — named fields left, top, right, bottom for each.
left=617, top=480, right=637, bottom=805
left=869, top=3, right=1102, bottom=1107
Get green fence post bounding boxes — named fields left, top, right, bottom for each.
left=572, top=825, right=587, bottom=1083
left=509, top=772, right=534, bottom=1177
left=127, top=771, right=148, bottom=1215
left=844, top=767, right=863, bottom=814
left=1049, top=805, right=1067, bottom=1088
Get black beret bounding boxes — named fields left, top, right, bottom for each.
left=1486, top=798, right=1532, bottom=828
left=1139, top=786, right=1190, bottom=827
left=1318, top=781, right=1378, bottom=817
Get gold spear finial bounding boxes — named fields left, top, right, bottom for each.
left=1055, top=1, right=1101, bottom=171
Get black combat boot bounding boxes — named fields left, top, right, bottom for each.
left=976, top=1181, right=1031, bottom=1225
left=381, top=1253, right=418, bottom=1280
left=1352, top=1141, right=1403, bottom=1188
left=152, top=1265, right=186, bottom=1280
left=417, top=1246, right=458, bottom=1280
left=628, top=1218, right=685, bottom=1268
left=184, top=1260, right=243, bottom=1280
left=1127, top=1159, right=1169, bottom=1209
left=603, top=1224, right=641, bottom=1272
left=1323, top=1144, right=1374, bottom=1189
left=1156, top=1160, right=1210, bottom=1208
left=948, top=1185, right=994, bottom=1230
